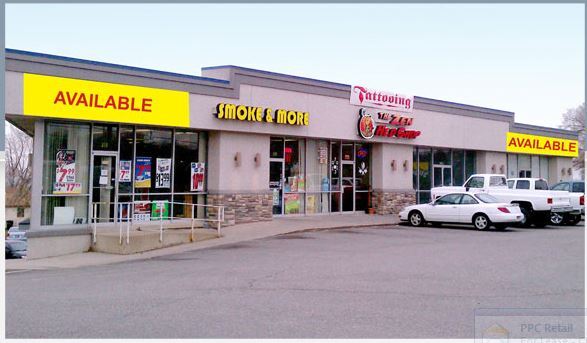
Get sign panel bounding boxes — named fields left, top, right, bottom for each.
left=55, top=149, right=76, bottom=183
left=506, top=132, right=579, bottom=157
left=151, top=201, right=170, bottom=220
left=155, top=158, right=171, bottom=188
left=23, top=73, right=190, bottom=127
left=134, top=157, right=152, bottom=188
left=119, top=160, right=132, bottom=182
left=53, top=182, right=82, bottom=194
left=215, top=103, right=309, bottom=126
left=350, top=85, right=413, bottom=113
left=133, top=201, right=151, bottom=221
left=358, top=108, right=421, bottom=140
left=190, top=162, right=205, bottom=192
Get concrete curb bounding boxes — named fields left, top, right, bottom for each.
left=6, top=219, right=400, bottom=272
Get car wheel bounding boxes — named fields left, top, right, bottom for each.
left=494, top=224, right=507, bottom=231
left=565, top=214, right=582, bottom=226
left=409, top=211, right=425, bottom=227
left=473, top=214, right=490, bottom=230
left=518, top=207, right=531, bottom=227
left=550, top=212, right=564, bottom=225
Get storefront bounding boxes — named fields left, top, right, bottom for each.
left=5, top=49, right=580, bottom=236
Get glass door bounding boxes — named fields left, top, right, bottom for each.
left=433, top=165, right=452, bottom=187
left=341, top=143, right=355, bottom=212
left=270, top=160, right=284, bottom=215
left=92, top=154, right=118, bottom=222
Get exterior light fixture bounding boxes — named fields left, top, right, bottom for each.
left=234, top=152, right=241, bottom=167
left=403, top=160, right=408, bottom=171
left=391, top=160, right=396, bottom=171
left=254, top=153, right=261, bottom=167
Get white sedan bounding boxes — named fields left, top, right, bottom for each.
left=399, top=192, right=524, bottom=230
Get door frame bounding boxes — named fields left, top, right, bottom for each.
left=89, top=151, right=119, bottom=223
left=433, top=164, right=452, bottom=187
left=341, top=143, right=355, bottom=212
left=269, top=157, right=285, bottom=215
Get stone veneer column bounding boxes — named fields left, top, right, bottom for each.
left=371, top=190, right=416, bottom=215
left=207, top=192, right=273, bottom=226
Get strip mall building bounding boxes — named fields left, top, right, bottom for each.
left=4, top=49, right=580, bottom=256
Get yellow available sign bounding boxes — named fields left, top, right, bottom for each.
left=506, top=132, right=579, bottom=157
left=23, top=73, right=189, bottom=127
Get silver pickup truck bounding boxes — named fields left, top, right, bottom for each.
left=431, top=174, right=573, bottom=227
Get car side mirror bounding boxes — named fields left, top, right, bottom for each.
left=465, top=187, right=469, bottom=192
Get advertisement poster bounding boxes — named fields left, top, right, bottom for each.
left=272, top=189, right=280, bottom=206
left=133, top=201, right=151, bottom=221
left=318, top=145, right=328, bottom=164
left=155, top=158, right=171, bottom=188
left=284, top=193, right=300, bottom=214
left=53, top=182, right=82, bottom=194
left=119, top=160, right=132, bottom=182
left=190, top=162, right=205, bottom=192
left=151, top=201, right=170, bottom=220
left=55, top=149, right=76, bottom=183
left=134, top=157, right=151, bottom=188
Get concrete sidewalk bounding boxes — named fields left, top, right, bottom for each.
left=5, top=213, right=399, bottom=272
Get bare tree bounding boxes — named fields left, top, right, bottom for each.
left=5, top=122, right=33, bottom=206
left=560, top=103, right=585, bottom=178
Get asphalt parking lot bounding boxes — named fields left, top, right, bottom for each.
left=5, top=222, right=585, bottom=338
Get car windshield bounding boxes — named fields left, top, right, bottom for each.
left=475, top=193, right=500, bottom=203
left=573, top=183, right=585, bottom=193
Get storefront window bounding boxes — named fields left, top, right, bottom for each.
left=355, top=143, right=371, bottom=211
left=134, top=128, right=173, bottom=197
left=284, top=139, right=305, bottom=214
left=518, top=155, right=531, bottom=177
left=305, top=139, right=330, bottom=214
left=92, top=124, right=118, bottom=151
left=507, top=154, right=518, bottom=179
left=270, top=137, right=284, bottom=159
left=540, top=156, right=549, bottom=180
left=41, top=122, right=90, bottom=225
left=452, top=150, right=464, bottom=186
left=433, top=149, right=451, bottom=165
left=118, top=126, right=134, bottom=195
left=465, top=151, right=476, bottom=179
left=330, top=142, right=341, bottom=212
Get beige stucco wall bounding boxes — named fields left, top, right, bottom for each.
left=207, top=131, right=270, bottom=193
left=187, top=84, right=511, bottom=153
left=476, top=151, right=507, bottom=175
left=372, top=143, right=414, bottom=191
left=548, top=157, right=574, bottom=184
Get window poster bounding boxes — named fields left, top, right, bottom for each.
left=53, top=182, right=82, bottom=194
left=119, top=160, right=132, bottom=182
left=190, top=162, right=205, bottom=192
left=134, top=157, right=152, bottom=188
left=284, top=193, right=300, bottom=214
left=55, top=149, right=76, bottom=183
left=151, top=201, right=170, bottom=220
left=133, top=201, right=151, bottom=221
left=155, top=158, right=171, bottom=188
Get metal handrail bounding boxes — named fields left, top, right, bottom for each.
left=91, top=200, right=225, bottom=245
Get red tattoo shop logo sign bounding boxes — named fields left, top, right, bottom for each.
left=358, top=108, right=421, bottom=140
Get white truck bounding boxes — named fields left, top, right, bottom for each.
left=507, top=178, right=583, bottom=226
left=431, top=174, right=573, bottom=227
